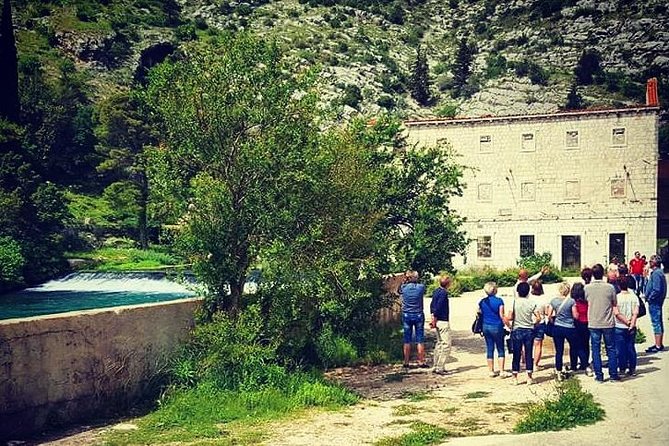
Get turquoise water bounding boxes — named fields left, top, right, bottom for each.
left=0, top=272, right=197, bottom=321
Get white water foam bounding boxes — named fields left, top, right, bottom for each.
left=28, top=272, right=198, bottom=295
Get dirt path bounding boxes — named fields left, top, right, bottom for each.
left=28, top=280, right=669, bottom=446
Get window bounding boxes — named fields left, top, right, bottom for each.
left=480, top=135, right=492, bottom=153
left=520, top=182, right=536, bottom=201
left=612, top=127, right=626, bottom=146
left=521, top=132, right=536, bottom=152
left=611, top=178, right=626, bottom=198
left=565, top=130, right=579, bottom=149
left=609, top=233, right=625, bottom=263
left=520, top=235, right=535, bottom=258
left=478, top=183, right=492, bottom=202
left=477, top=236, right=492, bottom=258
left=565, top=180, right=580, bottom=200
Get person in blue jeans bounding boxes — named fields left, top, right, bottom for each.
left=614, top=276, right=639, bottom=376
left=477, top=282, right=509, bottom=377
left=644, top=255, right=666, bottom=353
left=585, top=263, right=620, bottom=382
left=400, top=270, right=427, bottom=368
left=548, top=282, right=579, bottom=381
left=507, top=282, right=540, bottom=385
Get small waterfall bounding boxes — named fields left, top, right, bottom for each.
left=28, top=272, right=198, bottom=295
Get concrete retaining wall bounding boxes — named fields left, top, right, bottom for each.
left=0, top=298, right=201, bottom=441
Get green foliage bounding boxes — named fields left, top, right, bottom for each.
left=512, top=59, right=549, bottom=85
left=409, top=45, right=430, bottom=105
left=146, top=33, right=322, bottom=312
left=635, top=327, right=646, bottom=344
left=436, top=103, right=458, bottom=118
left=315, top=324, right=359, bottom=369
left=517, top=252, right=562, bottom=283
left=377, top=94, right=396, bottom=110
left=105, top=376, right=356, bottom=445
left=514, top=379, right=604, bottom=433
left=67, top=247, right=179, bottom=271
left=451, top=37, right=476, bottom=98
left=0, top=235, right=25, bottom=290
left=375, top=422, right=450, bottom=446
left=485, top=53, right=507, bottom=79
left=565, top=82, right=585, bottom=110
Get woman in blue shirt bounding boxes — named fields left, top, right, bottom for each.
left=477, top=282, right=509, bottom=377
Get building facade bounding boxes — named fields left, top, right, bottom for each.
left=405, top=105, right=660, bottom=270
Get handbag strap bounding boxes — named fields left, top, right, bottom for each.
left=552, top=297, right=570, bottom=321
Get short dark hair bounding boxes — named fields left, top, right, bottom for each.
left=531, top=280, right=544, bottom=295
left=516, top=282, right=530, bottom=297
left=571, top=282, right=585, bottom=302
left=617, top=275, right=629, bottom=291
left=581, top=267, right=593, bottom=284
left=592, top=263, right=604, bottom=280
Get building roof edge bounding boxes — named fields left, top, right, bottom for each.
left=404, top=105, right=661, bottom=127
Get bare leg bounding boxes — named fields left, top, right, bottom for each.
left=487, top=358, right=494, bottom=373
left=498, top=357, right=505, bottom=374
left=417, top=343, right=426, bottom=365
left=534, top=339, right=543, bottom=367
left=655, top=333, right=664, bottom=348
left=403, top=343, right=411, bottom=365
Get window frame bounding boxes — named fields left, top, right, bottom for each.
left=520, top=235, right=535, bottom=258
left=479, top=134, right=493, bottom=153
left=477, top=235, right=492, bottom=259
left=477, top=183, right=493, bottom=202
left=611, top=127, right=627, bottom=147
left=564, top=180, right=581, bottom=200
left=565, top=130, right=579, bottom=150
left=520, top=132, right=536, bottom=152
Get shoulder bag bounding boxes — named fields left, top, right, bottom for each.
left=545, top=297, right=569, bottom=337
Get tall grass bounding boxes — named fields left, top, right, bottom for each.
left=66, top=247, right=181, bottom=271
left=104, top=375, right=358, bottom=445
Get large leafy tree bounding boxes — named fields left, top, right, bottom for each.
left=146, top=33, right=322, bottom=313
left=95, top=92, right=157, bottom=248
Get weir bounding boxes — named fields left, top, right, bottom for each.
left=0, top=271, right=198, bottom=321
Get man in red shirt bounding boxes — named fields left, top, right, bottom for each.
left=629, top=251, right=646, bottom=295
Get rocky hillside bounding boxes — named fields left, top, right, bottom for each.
left=12, top=0, right=669, bottom=121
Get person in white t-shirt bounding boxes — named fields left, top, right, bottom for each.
left=613, top=275, right=639, bottom=376
left=529, top=280, right=551, bottom=369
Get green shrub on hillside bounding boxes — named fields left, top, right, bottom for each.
left=0, top=236, right=26, bottom=291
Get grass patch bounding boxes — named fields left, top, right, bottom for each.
left=375, top=422, right=450, bottom=446
left=66, top=247, right=182, bottom=271
left=455, top=417, right=483, bottom=432
left=441, top=406, right=458, bottom=414
left=402, top=391, right=429, bottom=402
left=464, top=391, right=491, bottom=399
left=393, top=404, right=419, bottom=416
left=104, top=376, right=358, bottom=445
left=514, top=379, right=604, bottom=433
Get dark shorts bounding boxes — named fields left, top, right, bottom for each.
left=533, top=323, right=545, bottom=340
left=402, top=312, right=425, bottom=343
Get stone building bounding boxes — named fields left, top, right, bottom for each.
left=405, top=81, right=661, bottom=270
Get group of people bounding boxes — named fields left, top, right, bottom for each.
left=398, top=253, right=667, bottom=385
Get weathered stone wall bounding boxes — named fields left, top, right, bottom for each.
left=406, top=108, right=659, bottom=269
left=0, top=298, right=201, bottom=441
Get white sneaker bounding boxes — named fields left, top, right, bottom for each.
left=500, top=371, right=513, bottom=378
left=585, top=367, right=594, bottom=377
left=489, top=371, right=499, bottom=378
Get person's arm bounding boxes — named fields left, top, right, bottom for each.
left=571, top=302, right=579, bottom=320
left=527, top=271, right=542, bottom=284
left=630, top=299, right=639, bottom=329
left=430, top=290, right=439, bottom=328
left=645, top=273, right=658, bottom=301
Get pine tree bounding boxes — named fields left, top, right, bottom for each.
left=0, top=0, right=19, bottom=123
left=452, top=37, right=475, bottom=98
left=410, top=45, right=430, bottom=106
left=565, top=82, right=585, bottom=110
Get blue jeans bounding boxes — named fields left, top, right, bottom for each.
left=574, top=321, right=590, bottom=370
left=615, top=327, right=637, bottom=374
left=552, top=325, right=577, bottom=371
left=648, top=301, right=665, bottom=335
left=402, top=312, right=425, bottom=344
left=590, top=328, right=619, bottom=380
left=511, top=328, right=534, bottom=373
left=483, top=323, right=505, bottom=359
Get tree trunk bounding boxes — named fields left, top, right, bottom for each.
left=137, top=171, right=148, bottom=250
